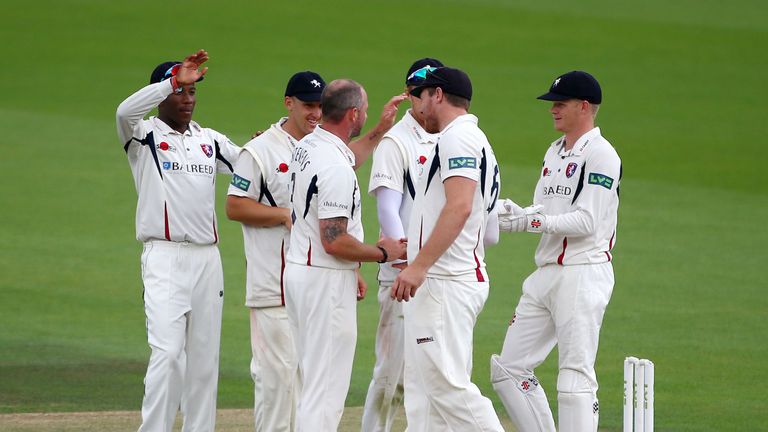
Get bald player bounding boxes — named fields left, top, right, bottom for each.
left=116, top=50, right=240, bottom=432
left=491, top=71, right=621, bottom=432
left=361, top=57, right=444, bottom=432
left=392, top=67, right=504, bottom=431
left=285, top=79, right=407, bottom=432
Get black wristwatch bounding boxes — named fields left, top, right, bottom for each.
left=377, top=246, right=388, bottom=263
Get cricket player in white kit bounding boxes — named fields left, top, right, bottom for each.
left=225, top=71, right=326, bottom=432
left=491, top=71, right=622, bottom=432
left=362, top=58, right=443, bottom=432
left=285, top=79, right=407, bottom=432
left=392, top=67, right=505, bottom=432
left=115, top=50, right=240, bottom=432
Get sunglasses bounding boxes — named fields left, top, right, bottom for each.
left=163, top=64, right=181, bottom=80
left=406, top=65, right=438, bottom=84
left=163, top=64, right=186, bottom=94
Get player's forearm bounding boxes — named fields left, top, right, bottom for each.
left=116, top=81, right=173, bottom=143
left=484, top=210, right=500, bottom=246
left=349, top=124, right=389, bottom=170
left=322, top=234, right=385, bottom=263
left=411, top=202, right=471, bottom=271
left=225, top=195, right=289, bottom=227
left=544, top=208, right=595, bottom=236
left=375, top=188, right=405, bottom=239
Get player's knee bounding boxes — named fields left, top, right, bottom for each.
left=490, top=354, right=529, bottom=384
left=556, top=369, right=594, bottom=394
left=150, top=344, right=185, bottom=371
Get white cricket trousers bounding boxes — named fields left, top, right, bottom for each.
left=361, top=281, right=405, bottom=432
left=249, top=306, right=298, bottom=432
left=284, top=263, right=358, bottom=432
left=403, top=278, right=504, bottom=432
left=138, top=240, right=223, bottom=432
left=496, top=262, right=614, bottom=432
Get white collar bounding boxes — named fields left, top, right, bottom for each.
left=440, top=113, right=478, bottom=135
left=274, top=117, right=299, bottom=149
left=556, top=127, right=601, bottom=156
left=403, top=110, right=439, bottom=144
left=314, top=125, right=356, bottom=166
left=151, top=117, right=203, bottom=137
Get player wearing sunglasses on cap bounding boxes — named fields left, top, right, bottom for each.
left=361, top=58, right=444, bottom=432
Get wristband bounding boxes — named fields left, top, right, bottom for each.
left=377, top=246, right=388, bottom=263
left=171, top=76, right=182, bottom=93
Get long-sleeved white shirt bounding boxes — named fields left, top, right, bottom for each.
left=116, top=79, right=240, bottom=244
left=533, top=127, right=622, bottom=266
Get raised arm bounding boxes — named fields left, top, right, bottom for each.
left=348, top=93, right=408, bottom=170
left=116, top=49, right=209, bottom=146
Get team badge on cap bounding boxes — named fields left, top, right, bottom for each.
left=566, top=162, right=578, bottom=178
left=200, top=144, right=213, bottom=158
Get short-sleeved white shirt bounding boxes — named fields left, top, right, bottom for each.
left=368, top=110, right=438, bottom=282
left=407, top=114, right=500, bottom=281
left=227, top=118, right=296, bottom=307
left=116, top=80, right=240, bottom=245
left=286, top=126, right=363, bottom=270
left=533, top=127, right=621, bottom=266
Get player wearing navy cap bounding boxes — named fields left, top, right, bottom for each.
left=361, top=58, right=443, bottom=432
left=116, top=50, right=240, bottom=432
left=392, top=67, right=504, bottom=431
left=226, top=70, right=325, bottom=432
left=491, top=70, right=621, bottom=432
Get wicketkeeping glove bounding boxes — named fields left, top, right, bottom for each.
left=524, top=205, right=546, bottom=233
left=497, top=198, right=527, bottom=232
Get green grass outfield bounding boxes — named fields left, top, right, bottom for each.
left=1, top=0, right=766, bottom=430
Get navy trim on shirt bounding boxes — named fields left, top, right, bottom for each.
left=214, top=139, right=233, bottom=173
left=571, top=163, right=587, bottom=205
left=424, top=144, right=440, bottom=194
left=127, top=131, right=163, bottom=180
left=303, top=175, right=319, bottom=219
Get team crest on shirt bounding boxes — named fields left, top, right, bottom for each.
left=566, top=162, right=578, bottom=178
left=543, top=167, right=551, bottom=177
left=200, top=144, right=213, bottom=158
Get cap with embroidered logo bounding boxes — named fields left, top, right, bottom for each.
left=285, top=71, right=326, bottom=102
left=537, top=70, right=602, bottom=104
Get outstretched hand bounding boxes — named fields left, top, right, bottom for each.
left=176, top=49, right=209, bottom=86
left=375, top=92, right=409, bottom=134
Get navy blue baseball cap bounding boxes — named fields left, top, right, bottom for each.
left=285, top=71, right=325, bottom=102
left=409, top=67, right=472, bottom=101
left=537, top=71, right=602, bottom=104
left=150, top=61, right=205, bottom=85
left=405, top=58, right=444, bottom=86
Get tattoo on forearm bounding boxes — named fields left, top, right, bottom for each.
left=321, top=217, right=348, bottom=243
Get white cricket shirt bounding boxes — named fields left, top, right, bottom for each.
left=407, top=114, right=500, bottom=281
left=369, top=110, right=438, bottom=282
left=286, top=125, right=363, bottom=270
left=116, top=79, right=240, bottom=245
left=533, top=127, right=622, bottom=266
left=227, top=118, right=296, bottom=307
